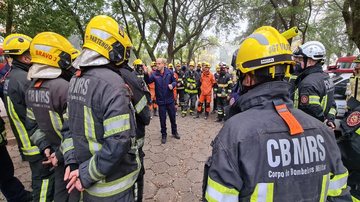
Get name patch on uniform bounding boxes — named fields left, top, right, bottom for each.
left=346, top=111, right=360, bottom=127
left=266, top=135, right=327, bottom=179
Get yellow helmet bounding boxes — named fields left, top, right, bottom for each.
left=151, top=61, right=156, bottom=67
left=133, top=58, right=143, bottom=66
left=236, top=26, right=295, bottom=77
left=168, top=63, right=173, bottom=68
left=189, top=61, right=195, bottom=66
left=30, top=32, right=79, bottom=69
left=83, top=15, right=132, bottom=65
left=205, top=62, right=210, bottom=68
left=216, top=64, right=220, bottom=70
left=3, top=34, right=32, bottom=55
left=354, top=55, right=360, bottom=63
left=176, top=62, right=181, bottom=67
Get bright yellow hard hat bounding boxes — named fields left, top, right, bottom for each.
left=3, top=34, right=32, bottom=55
left=205, top=62, right=210, bottom=68
left=168, top=63, right=173, bottom=68
left=133, top=58, right=143, bottom=66
left=236, top=26, right=295, bottom=76
left=354, top=55, right=360, bottom=63
left=151, top=61, right=156, bottom=67
left=176, top=62, right=181, bottom=67
left=189, top=61, right=195, bottom=66
left=30, top=32, right=79, bottom=69
left=83, top=15, right=132, bottom=65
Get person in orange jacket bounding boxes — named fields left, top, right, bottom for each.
left=195, top=63, right=216, bottom=119
left=149, top=61, right=158, bottom=117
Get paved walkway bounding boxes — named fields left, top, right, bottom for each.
left=0, top=112, right=223, bottom=201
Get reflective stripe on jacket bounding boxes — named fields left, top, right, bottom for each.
left=204, top=81, right=351, bottom=202
left=68, top=66, right=140, bottom=199
left=3, top=62, right=40, bottom=160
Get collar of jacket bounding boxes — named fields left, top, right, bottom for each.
left=155, top=68, right=171, bottom=76
left=12, top=59, right=31, bottom=72
left=238, top=81, right=292, bottom=112
left=296, top=64, right=323, bottom=82
left=72, top=48, right=109, bottom=69
left=27, top=63, right=62, bottom=80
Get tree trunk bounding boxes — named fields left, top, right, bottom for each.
left=5, top=0, right=14, bottom=35
left=342, top=0, right=360, bottom=49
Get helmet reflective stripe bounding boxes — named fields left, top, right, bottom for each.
left=247, top=33, right=269, bottom=45
left=34, top=44, right=52, bottom=52
left=90, top=28, right=112, bottom=40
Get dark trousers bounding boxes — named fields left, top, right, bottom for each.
left=216, top=97, right=228, bottom=119
left=54, top=164, right=80, bottom=202
left=159, top=102, right=177, bottom=136
left=0, top=145, right=29, bottom=202
left=134, top=148, right=145, bottom=202
left=177, top=89, right=185, bottom=111
left=29, top=156, right=55, bottom=202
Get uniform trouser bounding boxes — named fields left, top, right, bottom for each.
left=213, top=94, right=217, bottom=112
left=348, top=171, right=360, bottom=200
left=177, top=89, right=185, bottom=111
left=29, top=155, right=55, bottom=202
left=0, top=145, right=29, bottom=202
left=183, top=93, right=197, bottom=114
left=83, top=187, right=134, bottom=202
left=134, top=147, right=145, bottom=202
left=54, top=164, right=80, bottom=202
left=216, top=97, right=228, bottom=119
left=197, top=94, right=211, bottom=113
left=159, top=102, right=177, bottom=137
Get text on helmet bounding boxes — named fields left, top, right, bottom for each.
left=89, top=35, right=111, bottom=52
left=36, top=50, right=57, bottom=62
left=268, top=43, right=291, bottom=54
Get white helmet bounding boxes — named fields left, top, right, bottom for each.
left=294, top=41, right=326, bottom=61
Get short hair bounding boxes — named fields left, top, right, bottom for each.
left=157, top=58, right=167, bottom=64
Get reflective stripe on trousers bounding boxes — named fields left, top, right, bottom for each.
left=39, top=179, right=49, bottom=202
left=7, top=97, right=40, bottom=156
left=49, top=110, right=63, bottom=140
left=84, top=106, right=102, bottom=155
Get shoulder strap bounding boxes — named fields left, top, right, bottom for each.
left=273, top=99, right=304, bottom=136
left=34, top=79, right=44, bottom=88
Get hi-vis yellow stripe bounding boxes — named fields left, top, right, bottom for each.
left=205, top=177, right=239, bottom=202
left=7, top=97, right=40, bottom=155
left=250, top=183, right=274, bottom=202
left=84, top=106, right=102, bottom=155
left=49, top=111, right=63, bottom=140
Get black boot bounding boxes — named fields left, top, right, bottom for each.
left=194, top=113, right=200, bottom=119
left=153, top=108, right=158, bottom=116
left=161, top=134, right=167, bottom=144
left=204, top=112, right=209, bottom=120
left=172, top=132, right=180, bottom=139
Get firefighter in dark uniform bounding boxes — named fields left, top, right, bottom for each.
left=212, top=65, right=220, bottom=113
left=292, top=41, right=336, bottom=129
left=0, top=55, right=32, bottom=202
left=120, top=58, right=151, bottom=202
left=214, top=65, right=232, bottom=122
left=337, top=55, right=360, bottom=201
left=3, top=33, right=55, bottom=201
left=183, top=61, right=200, bottom=117
left=203, top=26, right=351, bottom=202
left=175, top=63, right=186, bottom=114
left=25, top=32, right=80, bottom=202
left=64, top=15, right=140, bottom=201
